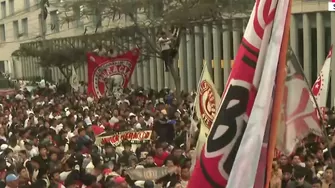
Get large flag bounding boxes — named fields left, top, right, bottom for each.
left=87, top=49, right=140, bottom=98
left=311, top=47, right=332, bottom=114
left=194, top=64, right=220, bottom=159
left=70, top=66, right=79, bottom=91
left=187, top=0, right=280, bottom=187
left=276, top=48, right=323, bottom=156
left=226, top=0, right=291, bottom=186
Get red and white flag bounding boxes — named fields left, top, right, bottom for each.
left=276, top=48, right=323, bottom=156
left=226, top=0, right=291, bottom=186
left=87, top=49, right=140, bottom=98
left=311, top=47, right=332, bottom=117
left=187, top=0, right=281, bottom=187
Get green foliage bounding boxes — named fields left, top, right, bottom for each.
left=15, top=43, right=87, bottom=70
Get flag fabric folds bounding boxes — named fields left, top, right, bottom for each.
left=70, top=66, right=79, bottom=91
left=87, top=49, right=140, bottom=98
left=275, top=48, right=323, bottom=156
left=311, top=47, right=332, bottom=116
left=187, top=0, right=282, bottom=187
left=190, top=64, right=220, bottom=171
left=226, top=0, right=291, bottom=186
left=194, top=64, right=220, bottom=158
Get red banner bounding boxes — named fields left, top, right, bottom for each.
left=87, top=49, right=140, bottom=97
left=95, top=130, right=152, bottom=146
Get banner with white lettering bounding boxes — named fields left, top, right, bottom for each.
left=87, top=49, right=140, bottom=98
left=126, top=167, right=176, bottom=181
left=95, top=130, right=152, bottom=146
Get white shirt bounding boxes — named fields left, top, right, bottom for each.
left=144, top=117, right=154, bottom=127
left=109, top=116, right=119, bottom=124
left=15, top=94, right=24, bottom=100
left=60, top=171, right=71, bottom=181
left=159, top=37, right=171, bottom=51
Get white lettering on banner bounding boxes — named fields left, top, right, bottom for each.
left=96, top=131, right=152, bottom=146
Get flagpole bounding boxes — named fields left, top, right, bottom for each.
left=265, top=0, right=292, bottom=187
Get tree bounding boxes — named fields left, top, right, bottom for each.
left=12, top=40, right=87, bottom=83
left=59, top=0, right=253, bottom=100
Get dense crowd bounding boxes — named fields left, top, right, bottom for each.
left=2, top=80, right=335, bottom=188
left=0, top=83, right=196, bottom=188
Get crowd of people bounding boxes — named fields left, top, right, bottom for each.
left=0, top=83, right=196, bottom=188
left=1, top=79, right=335, bottom=188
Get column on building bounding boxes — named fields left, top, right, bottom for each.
left=179, top=32, right=188, bottom=91
left=302, top=13, right=312, bottom=84
left=149, top=56, right=157, bottom=90
left=330, top=12, right=335, bottom=106
left=194, top=25, right=203, bottom=84
left=128, top=36, right=136, bottom=86
left=186, top=27, right=196, bottom=91
left=290, top=15, right=299, bottom=62
left=164, top=66, right=170, bottom=88
left=21, top=57, right=26, bottom=79
left=136, top=64, right=144, bottom=87
left=222, top=22, right=232, bottom=87
left=232, top=19, right=242, bottom=57
left=203, top=24, right=213, bottom=77
left=156, top=57, right=164, bottom=90
left=149, top=29, right=158, bottom=90
left=213, top=23, right=223, bottom=93
left=28, top=57, right=32, bottom=79
left=169, top=58, right=178, bottom=89
left=316, top=12, right=325, bottom=73
left=141, top=35, right=150, bottom=89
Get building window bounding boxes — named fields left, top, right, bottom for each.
left=8, top=0, right=14, bottom=15
left=24, top=0, right=30, bottom=10
left=0, top=24, right=5, bottom=42
left=1, top=1, right=6, bottom=18
left=50, top=10, right=59, bottom=32
left=21, top=18, right=28, bottom=37
left=13, top=20, right=19, bottom=39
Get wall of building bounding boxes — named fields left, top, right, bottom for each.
left=4, top=0, right=335, bottom=105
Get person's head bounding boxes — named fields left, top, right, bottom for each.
left=50, top=170, right=61, bottom=182
left=144, top=180, right=154, bottom=188
left=18, top=150, right=28, bottom=161
left=78, top=128, right=86, bottom=136
left=180, top=165, right=190, bottom=180
left=160, top=31, right=166, bottom=38
left=17, top=166, right=29, bottom=180
left=279, top=155, right=289, bottom=166
left=305, top=154, right=316, bottom=169
left=155, top=144, right=164, bottom=156
left=311, top=178, right=322, bottom=188
left=146, top=153, right=154, bottom=164
left=113, top=176, right=128, bottom=188
left=165, top=157, right=177, bottom=168
left=281, top=165, right=293, bottom=181
left=5, top=173, right=19, bottom=187
left=294, top=166, right=306, bottom=185
left=38, top=144, right=48, bottom=157
left=113, top=109, right=119, bottom=117
left=291, top=154, right=301, bottom=166
left=123, top=141, right=132, bottom=152
left=325, top=166, right=333, bottom=181
left=172, top=147, right=183, bottom=158
left=105, top=143, right=115, bottom=154
left=50, top=152, right=58, bottom=161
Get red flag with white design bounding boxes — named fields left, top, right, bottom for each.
left=187, top=0, right=279, bottom=186
left=276, top=48, right=323, bottom=156
left=311, top=47, right=332, bottom=118
left=87, top=49, right=140, bottom=98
